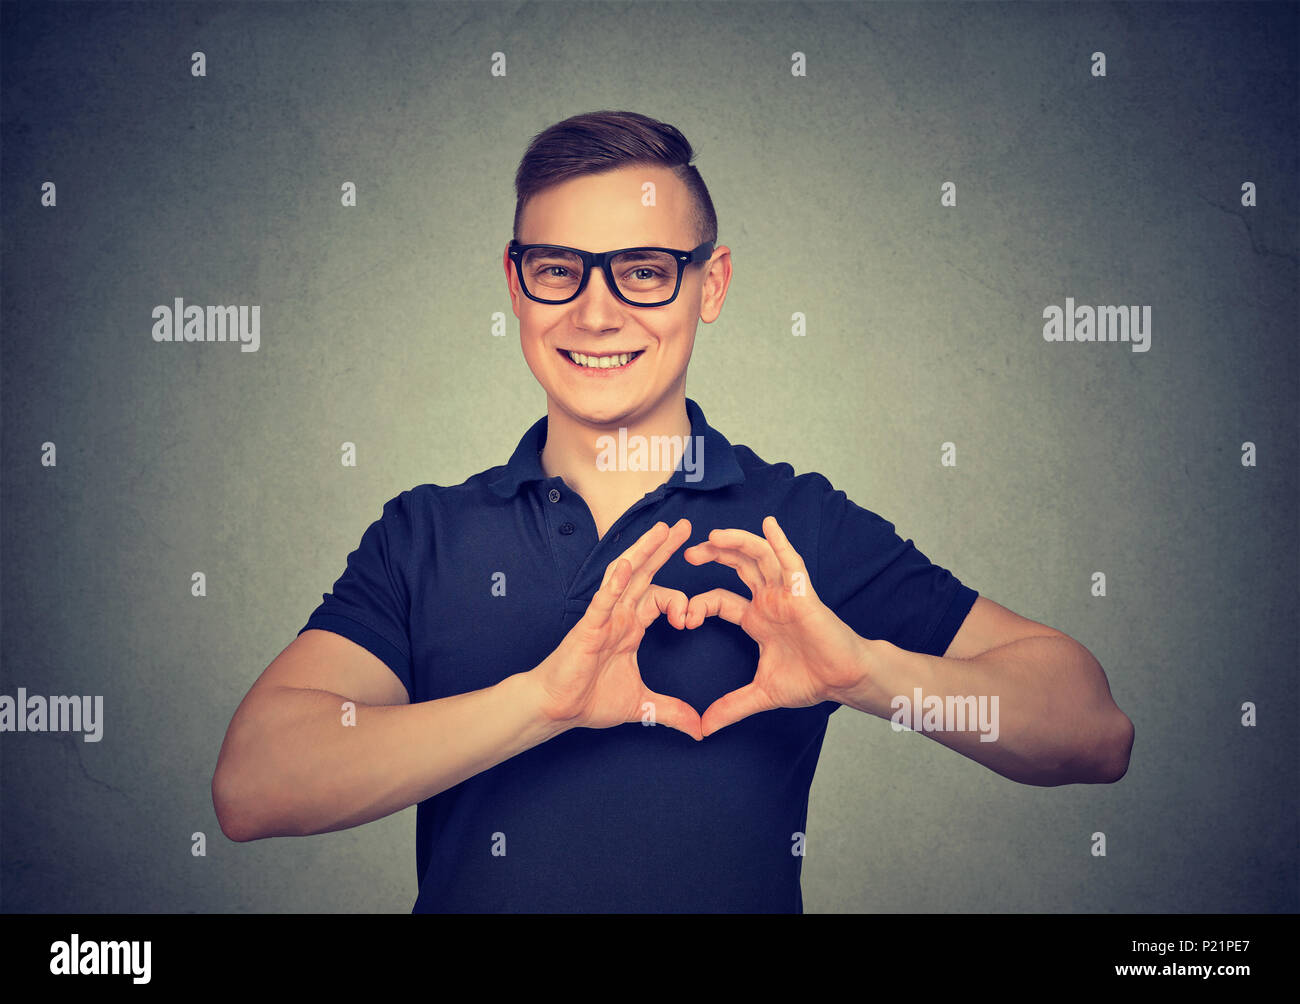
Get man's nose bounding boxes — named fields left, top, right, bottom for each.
left=571, top=267, right=626, bottom=325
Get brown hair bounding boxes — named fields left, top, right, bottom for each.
left=513, top=110, right=718, bottom=248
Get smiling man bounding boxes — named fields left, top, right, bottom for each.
left=212, top=110, right=1135, bottom=913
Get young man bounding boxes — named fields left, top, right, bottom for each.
left=212, top=110, right=1134, bottom=913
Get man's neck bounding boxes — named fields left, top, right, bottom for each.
left=539, top=395, right=693, bottom=516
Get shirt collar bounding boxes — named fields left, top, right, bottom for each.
left=486, top=397, right=746, bottom=499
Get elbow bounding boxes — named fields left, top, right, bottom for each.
left=212, top=762, right=261, bottom=843
left=1052, top=709, right=1133, bottom=785
left=1093, top=709, right=1134, bottom=784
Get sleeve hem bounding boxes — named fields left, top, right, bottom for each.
left=919, top=584, right=979, bottom=658
left=298, top=612, right=414, bottom=703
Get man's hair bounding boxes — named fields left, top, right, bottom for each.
left=512, top=110, right=718, bottom=248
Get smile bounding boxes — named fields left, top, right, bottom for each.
left=559, top=349, right=645, bottom=371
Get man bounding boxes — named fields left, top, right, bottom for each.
left=212, top=110, right=1134, bottom=913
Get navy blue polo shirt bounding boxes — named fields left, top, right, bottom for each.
left=299, top=397, right=977, bottom=913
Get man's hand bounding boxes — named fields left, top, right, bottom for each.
left=531, top=518, right=703, bottom=741
left=683, top=515, right=870, bottom=737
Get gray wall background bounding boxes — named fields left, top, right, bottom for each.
left=2, top=0, right=1295, bottom=912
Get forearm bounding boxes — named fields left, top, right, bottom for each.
left=214, top=670, right=568, bottom=840
left=836, top=635, right=1134, bottom=786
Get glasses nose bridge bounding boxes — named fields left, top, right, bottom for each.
left=575, top=249, right=623, bottom=305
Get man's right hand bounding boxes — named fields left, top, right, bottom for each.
left=531, top=517, right=702, bottom=741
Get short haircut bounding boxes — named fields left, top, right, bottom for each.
left=512, top=110, right=718, bottom=248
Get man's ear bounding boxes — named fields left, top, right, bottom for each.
left=698, top=247, right=732, bottom=324
left=503, top=245, right=521, bottom=317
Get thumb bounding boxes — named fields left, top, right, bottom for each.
left=701, top=683, right=776, bottom=737
left=638, top=689, right=703, bottom=742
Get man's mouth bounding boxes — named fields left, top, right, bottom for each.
left=558, top=348, right=645, bottom=371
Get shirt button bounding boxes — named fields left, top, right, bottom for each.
left=559, top=521, right=575, bottom=535
left=547, top=488, right=561, bottom=503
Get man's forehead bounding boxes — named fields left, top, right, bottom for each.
left=520, top=166, right=693, bottom=249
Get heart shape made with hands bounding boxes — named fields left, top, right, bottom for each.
left=590, top=514, right=871, bottom=741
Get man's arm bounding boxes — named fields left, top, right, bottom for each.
left=211, top=629, right=566, bottom=841
left=842, top=596, right=1136, bottom=786
left=212, top=519, right=701, bottom=842
left=683, top=518, right=1134, bottom=787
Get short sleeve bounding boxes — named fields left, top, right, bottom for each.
left=298, top=493, right=414, bottom=702
left=811, top=476, right=977, bottom=658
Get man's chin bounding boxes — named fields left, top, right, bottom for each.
left=548, top=389, right=646, bottom=430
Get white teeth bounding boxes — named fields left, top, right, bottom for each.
left=566, top=350, right=637, bottom=369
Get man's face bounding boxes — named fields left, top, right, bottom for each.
left=505, top=164, right=729, bottom=429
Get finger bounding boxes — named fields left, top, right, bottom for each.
left=586, top=557, right=632, bottom=626
left=701, top=684, right=777, bottom=736
left=684, top=588, right=749, bottom=629
left=642, top=585, right=689, bottom=630
left=601, top=520, right=669, bottom=592
left=704, top=527, right=783, bottom=587
left=623, top=517, right=692, bottom=601
left=640, top=689, right=704, bottom=742
left=683, top=540, right=764, bottom=596
left=761, top=516, right=814, bottom=597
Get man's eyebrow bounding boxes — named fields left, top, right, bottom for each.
left=611, top=247, right=671, bottom=260
left=528, top=245, right=674, bottom=259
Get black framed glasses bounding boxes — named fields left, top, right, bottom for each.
left=509, top=239, right=715, bottom=307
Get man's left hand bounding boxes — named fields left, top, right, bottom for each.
left=682, top=516, right=874, bottom=736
